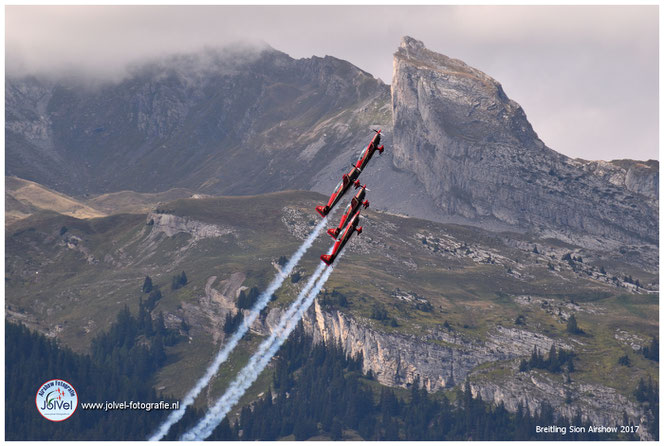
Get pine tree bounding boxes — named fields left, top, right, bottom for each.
left=237, top=290, right=248, bottom=309
left=566, top=314, right=581, bottom=334
left=548, top=345, right=559, bottom=372
left=330, top=418, right=343, bottom=440
left=171, top=271, right=188, bottom=290
left=155, top=311, right=166, bottom=336
left=213, top=417, right=236, bottom=440
left=142, top=276, right=153, bottom=293
left=642, top=337, right=659, bottom=362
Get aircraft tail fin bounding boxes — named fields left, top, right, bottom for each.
left=320, top=254, right=333, bottom=265
left=316, top=205, right=328, bottom=218
left=327, top=228, right=339, bottom=239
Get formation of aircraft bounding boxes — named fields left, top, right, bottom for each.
left=326, top=184, right=369, bottom=239
left=315, top=165, right=362, bottom=218
left=320, top=209, right=362, bottom=266
left=317, top=130, right=383, bottom=265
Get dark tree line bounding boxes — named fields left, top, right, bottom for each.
left=171, top=271, right=188, bottom=290
left=623, top=275, right=642, bottom=288
left=90, top=301, right=185, bottom=382
left=641, top=337, right=659, bottom=362
left=237, top=287, right=260, bottom=310
left=634, top=376, right=659, bottom=439
left=5, top=321, right=174, bottom=440
left=199, top=326, right=637, bottom=441
left=370, top=303, right=398, bottom=327
left=320, top=289, right=349, bottom=308
left=223, top=311, right=244, bottom=334
left=519, top=345, right=575, bottom=374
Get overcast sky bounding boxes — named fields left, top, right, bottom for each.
left=5, top=5, right=659, bottom=161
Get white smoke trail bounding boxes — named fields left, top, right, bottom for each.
left=181, top=255, right=341, bottom=441
left=149, top=217, right=329, bottom=441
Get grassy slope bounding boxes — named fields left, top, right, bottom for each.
left=86, top=188, right=196, bottom=214
left=5, top=190, right=658, bottom=410
left=6, top=176, right=197, bottom=224
left=6, top=176, right=106, bottom=223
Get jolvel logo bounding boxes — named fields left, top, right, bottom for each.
left=36, top=379, right=78, bottom=422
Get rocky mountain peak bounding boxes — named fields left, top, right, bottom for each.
left=393, top=37, right=541, bottom=149
left=391, top=36, right=657, bottom=246
left=399, top=35, right=425, bottom=51
left=396, top=36, right=498, bottom=92
left=397, top=36, right=476, bottom=76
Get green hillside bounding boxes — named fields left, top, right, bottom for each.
left=5, top=189, right=658, bottom=426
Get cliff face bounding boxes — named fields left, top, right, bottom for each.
left=577, top=158, right=659, bottom=199
left=246, top=299, right=649, bottom=439
left=297, top=302, right=650, bottom=440
left=391, top=36, right=658, bottom=246
left=301, top=300, right=571, bottom=392
left=470, top=377, right=649, bottom=440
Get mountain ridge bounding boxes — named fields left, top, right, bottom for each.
left=6, top=45, right=390, bottom=196
left=391, top=36, right=657, bottom=247
left=6, top=38, right=658, bottom=248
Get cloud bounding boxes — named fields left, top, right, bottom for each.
left=5, top=5, right=658, bottom=161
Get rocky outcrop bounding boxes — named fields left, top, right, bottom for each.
left=296, top=300, right=569, bottom=392
left=196, top=284, right=650, bottom=439
left=292, top=301, right=649, bottom=439
left=624, top=161, right=658, bottom=199
left=197, top=274, right=246, bottom=343
left=470, top=374, right=651, bottom=440
left=250, top=294, right=568, bottom=393
left=146, top=212, right=236, bottom=240
left=391, top=36, right=658, bottom=246
left=576, top=158, right=659, bottom=200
